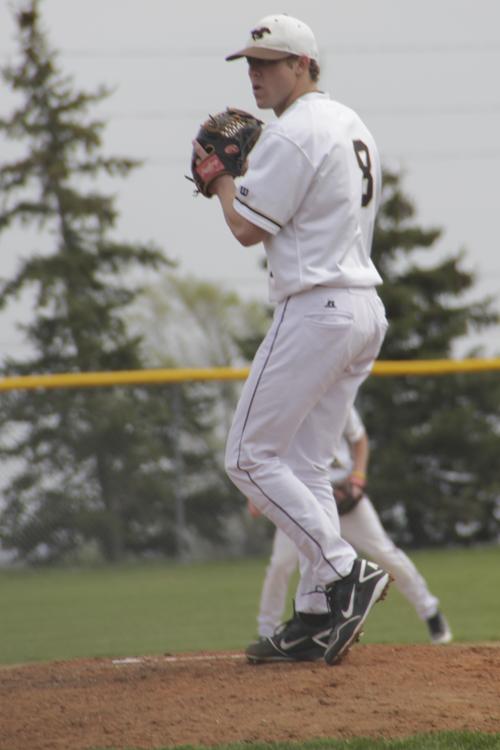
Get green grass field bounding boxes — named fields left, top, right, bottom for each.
left=114, top=737, right=500, bottom=750
left=117, top=738, right=500, bottom=750
left=0, top=544, right=498, bottom=665
left=2, top=546, right=500, bottom=750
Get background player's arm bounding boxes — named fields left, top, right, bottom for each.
left=348, top=430, right=370, bottom=498
left=247, top=498, right=262, bottom=518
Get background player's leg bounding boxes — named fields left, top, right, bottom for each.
left=340, top=496, right=439, bottom=619
left=257, top=528, right=299, bottom=637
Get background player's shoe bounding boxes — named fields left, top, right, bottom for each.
left=426, top=611, right=453, bottom=644
left=245, top=613, right=330, bottom=663
left=324, top=558, right=391, bottom=666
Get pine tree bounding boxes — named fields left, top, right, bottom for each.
left=0, top=0, right=200, bottom=562
left=359, top=171, right=500, bottom=546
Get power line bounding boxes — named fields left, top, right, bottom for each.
left=324, top=41, right=500, bottom=56
left=97, top=103, right=500, bottom=121
left=1, top=104, right=497, bottom=122
left=386, top=149, right=500, bottom=162
left=364, top=104, right=500, bottom=117
left=2, top=40, right=500, bottom=61
left=53, top=41, right=500, bottom=58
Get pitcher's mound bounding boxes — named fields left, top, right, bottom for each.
left=1, top=644, right=499, bottom=750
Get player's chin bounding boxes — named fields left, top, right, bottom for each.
left=252, top=90, right=269, bottom=109
left=254, top=100, right=272, bottom=111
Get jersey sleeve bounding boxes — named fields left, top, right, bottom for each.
left=233, top=131, right=314, bottom=234
left=343, top=407, right=366, bottom=444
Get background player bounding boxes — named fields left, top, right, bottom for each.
left=246, top=405, right=453, bottom=662
left=193, top=13, right=391, bottom=665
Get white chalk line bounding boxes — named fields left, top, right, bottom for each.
left=112, top=653, right=245, bottom=666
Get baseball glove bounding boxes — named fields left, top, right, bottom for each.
left=190, top=107, right=263, bottom=197
left=333, top=479, right=365, bottom=516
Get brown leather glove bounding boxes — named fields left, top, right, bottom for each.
left=334, top=475, right=365, bottom=516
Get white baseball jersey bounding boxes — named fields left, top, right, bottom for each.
left=234, top=91, right=382, bottom=303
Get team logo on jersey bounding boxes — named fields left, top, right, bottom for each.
left=251, top=26, right=271, bottom=40
left=325, top=299, right=336, bottom=308
left=239, top=185, right=249, bottom=197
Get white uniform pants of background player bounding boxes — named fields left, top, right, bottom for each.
left=225, top=285, right=388, bottom=614
left=257, top=498, right=440, bottom=637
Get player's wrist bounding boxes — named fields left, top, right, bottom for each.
left=210, top=172, right=233, bottom=195
left=349, top=470, right=366, bottom=488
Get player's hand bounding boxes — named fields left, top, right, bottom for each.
left=191, top=139, right=232, bottom=194
left=192, top=140, right=248, bottom=175
left=192, top=139, right=208, bottom=163
left=347, top=482, right=364, bottom=501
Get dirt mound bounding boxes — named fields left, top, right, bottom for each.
left=1, top=644, right=499, bottom=750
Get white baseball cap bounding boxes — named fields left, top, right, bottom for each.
left=225, top=14, right=319, bottom=63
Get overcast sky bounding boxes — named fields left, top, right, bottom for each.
left=0, top=0, right=499, bottom=359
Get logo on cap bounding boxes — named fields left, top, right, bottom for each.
left=251, top=26, right=271, bottom=41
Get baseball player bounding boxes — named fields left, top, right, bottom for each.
left=246, top=406, right=453, bottom=662
left=193, top=14, right=391, bottom=665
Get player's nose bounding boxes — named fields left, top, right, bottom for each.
left=248, top=68, right=260, bottom=83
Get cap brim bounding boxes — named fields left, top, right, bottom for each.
left=225, top=47, right=293, bottom=62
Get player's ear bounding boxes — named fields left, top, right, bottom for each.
left=295, top=55, right=310, bottom=75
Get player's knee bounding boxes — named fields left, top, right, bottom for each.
left=224, top=438, right=260, bottom=481
left=224, top=447, right=250, bottom=486
left=224, top=454, right=239, bottom=484
left=225, top=454, right=259, bottom=490
left=224, top=436, right=238, bottom=480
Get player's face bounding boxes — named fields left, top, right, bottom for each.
left=246, top=56, right=303, bottom=116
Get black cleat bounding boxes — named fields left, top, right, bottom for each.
left=324, top=558, right=391, bottom=666
left=245, top=612, right=330, bottom=664
left=427, top=611, right=453, bottom=644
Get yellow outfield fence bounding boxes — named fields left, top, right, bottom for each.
left=0, top=358, right=500, bottom=392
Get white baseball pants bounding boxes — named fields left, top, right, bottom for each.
left=257, top=497, right=440, bottom=637
left=225, top=286, right=388, bottom=613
